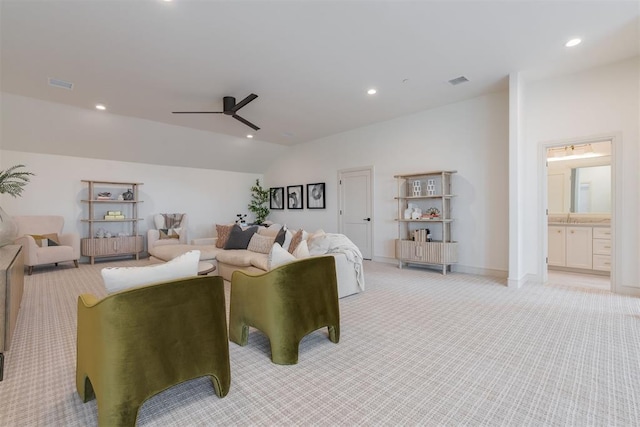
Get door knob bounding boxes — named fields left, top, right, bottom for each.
left=363, top=218, right=371, bottom=221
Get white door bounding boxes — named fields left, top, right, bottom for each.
left=338, top=168, right=373, bottom=259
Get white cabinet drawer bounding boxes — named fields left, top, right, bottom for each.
left=593, top=254, right=611, bottom=271
left=593, top=228, right=611, bottom=239
left=593, top=239, right=612, bottom=255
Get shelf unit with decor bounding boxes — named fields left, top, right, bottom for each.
left=394, top=171, right=458, bottom=274
left=81, top=180, right=144, bottom=264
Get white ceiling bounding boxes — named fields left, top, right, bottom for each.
left=1, top=1, right=638, bottom=146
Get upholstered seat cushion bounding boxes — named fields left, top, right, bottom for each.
left=35, top=246, right=75, bottom=265
left=149, top=244, right=223, bottom=262
left=216, top=249, right=269, bottom=270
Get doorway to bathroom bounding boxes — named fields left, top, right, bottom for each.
left=543, top=138, right=613, bottom=292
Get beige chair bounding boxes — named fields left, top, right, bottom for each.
left=147, top=213, right=188, bottom=253
left=13, top=215, right=80, bottom=275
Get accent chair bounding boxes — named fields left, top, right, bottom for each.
left=76, top=275, right=230, bottom=426
left=13, top=215, right=80, bottom=275
left=229, top=255, right=340, bottom=365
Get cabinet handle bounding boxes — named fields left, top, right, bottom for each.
left=557, top=230, right=561, bottom=233
left=604, top=262, right=610, bottom=265
left=604, top=246, right=610, bottom=249
left=570, top=230, right=574, bottom=234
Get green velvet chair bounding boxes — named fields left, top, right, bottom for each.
left=229, top=256, right=340, bottom=365
left=76, top=275, right=230, bottom=427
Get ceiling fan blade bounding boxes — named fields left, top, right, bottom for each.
left=172, top=111, right=223, bottom=114
left=231, top=93, right=258, bottom=112
left=233, top=114, right=260, bottom=131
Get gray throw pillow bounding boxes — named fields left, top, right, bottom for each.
left=224, top=225, right=259, bottom=249
left=275, top=226, right=287, bottom=246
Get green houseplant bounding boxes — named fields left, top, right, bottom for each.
left=0, top=164, right=35, bottom=246
left=248, top=179, right=270, bottom=225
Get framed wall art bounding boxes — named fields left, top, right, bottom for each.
left=287, top=185, right=303, bottom=209
left=270, top=187, right=284, bottom=210
left=307, top=183, right=325, bottom=209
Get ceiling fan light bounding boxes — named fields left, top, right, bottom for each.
left=367, top=89, right=377, bottom=95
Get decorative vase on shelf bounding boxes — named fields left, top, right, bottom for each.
left=0, top=206, right=18, bottom=247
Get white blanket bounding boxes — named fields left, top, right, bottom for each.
left=309, top=233, right=365, bottom=291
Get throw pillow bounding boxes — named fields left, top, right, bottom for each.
left=257, top=223, right=282, bottom=238
left=288, top=229, right=304, bottom=254
left=267, top=243, right=296, bottom=270
left=247, top=233, right=275, bottom=254
left=29, top=233, right=60, bottom=247
left=101, top=250, right=200, bottom=294
left=308, top=232, right=332, bottom=256
left=224, top=224, right=258, bottom=250
left=274, top=226, right=287, bottom=246
left=293, top=239, right=310, bottom=259
left=282, top=229, right=293, bottom=251
left=215, top=224, right=234, bottom=248
left=159, top=227, right=182, bottom=240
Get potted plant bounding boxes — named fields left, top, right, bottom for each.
left=0, top=164, right=35, bottom=246
left=248, top=179, right=270, bottom=225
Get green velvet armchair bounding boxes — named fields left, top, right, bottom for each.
left=76, top=275, right=230, bottom=427
left=229, top=256, right=340, bottom=365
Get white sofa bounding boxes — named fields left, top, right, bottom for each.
left=148, top=226, right=364, bottom=299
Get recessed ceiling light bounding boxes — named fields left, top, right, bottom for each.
left=565, top=38, right=582, bottom=47
left=95, top=104, right=106, bottom=111
left=246, top=134, right=253, bottom=139
left=367, top=89, right=377, bottom=95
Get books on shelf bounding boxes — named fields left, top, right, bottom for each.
left=107, top=211, right=121, bottom=216
left=412, top=228, right=432, bottom=242
left=96, top=196, right=112, bottom=201
left=104, top=214, right=125, bottom=220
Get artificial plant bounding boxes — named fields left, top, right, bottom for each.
left=0, top=164, right=35, bottom=197
left=248, top=179, right=270, bottom=225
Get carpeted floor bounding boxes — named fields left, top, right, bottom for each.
left=0, top=259, right=638, bottom=426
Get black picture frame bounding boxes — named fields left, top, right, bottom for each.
left=287, top=185, right=303, bottom=209
left=307, top=183, right=326, bottom=209
left=269, top=187, right=284, bottom=210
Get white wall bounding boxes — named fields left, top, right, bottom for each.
left=0, top=150, right=262, bottom=258
left=1, top=93, right=287, bottom=174
left=523, top=57, right=640, bottom=294
left=265, top=92, right=510, bottom=276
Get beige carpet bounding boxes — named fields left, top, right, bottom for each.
left=0, top=259, right=639, bottom=426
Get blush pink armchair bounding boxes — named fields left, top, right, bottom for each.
left=13, top=215, right=80, bottom=275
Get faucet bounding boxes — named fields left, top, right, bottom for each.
left=565, top=213, right=571, bottom=223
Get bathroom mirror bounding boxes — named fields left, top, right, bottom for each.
left=570, top=165, right=611, bottom=213
left=547, top=148, right=611, bottom=214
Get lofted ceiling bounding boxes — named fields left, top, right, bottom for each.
left=1, top=0, right=638, bottom=146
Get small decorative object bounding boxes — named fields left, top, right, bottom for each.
left=411, top=207, right=422, bottom=220
left=270, top=187, right=284, bottom=210
left=122, top=189, right=134, bottom=201
left=412, top=180, right=422, bottom=197
left=307, top=183, right=325, bottom=209
left=427, top=179, right=436, bottom=196
left=248, top=179, right=270, bottom=224
left=426, top=207, right=440, bottom=218
left=117, top=194, right=124, bottom=201
left=104, top=231, right=112, bottom=238
left=287, top=185, right=303, bottom=209
left=235, top=213, right=247, bottom=226
left=0, top=164, right=35, bottom=247
left=96, top=228, right=105, bottom=238
left=97, top=191, right=112, bottom=200
left=404, top=203, right=415, bottom=219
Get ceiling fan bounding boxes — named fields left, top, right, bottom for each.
left=172, top=93, right=260, bottom=131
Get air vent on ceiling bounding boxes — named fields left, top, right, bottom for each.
left=48, top=77, right=73, bottom=90
left=448, top=76, right=469, bottom=86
